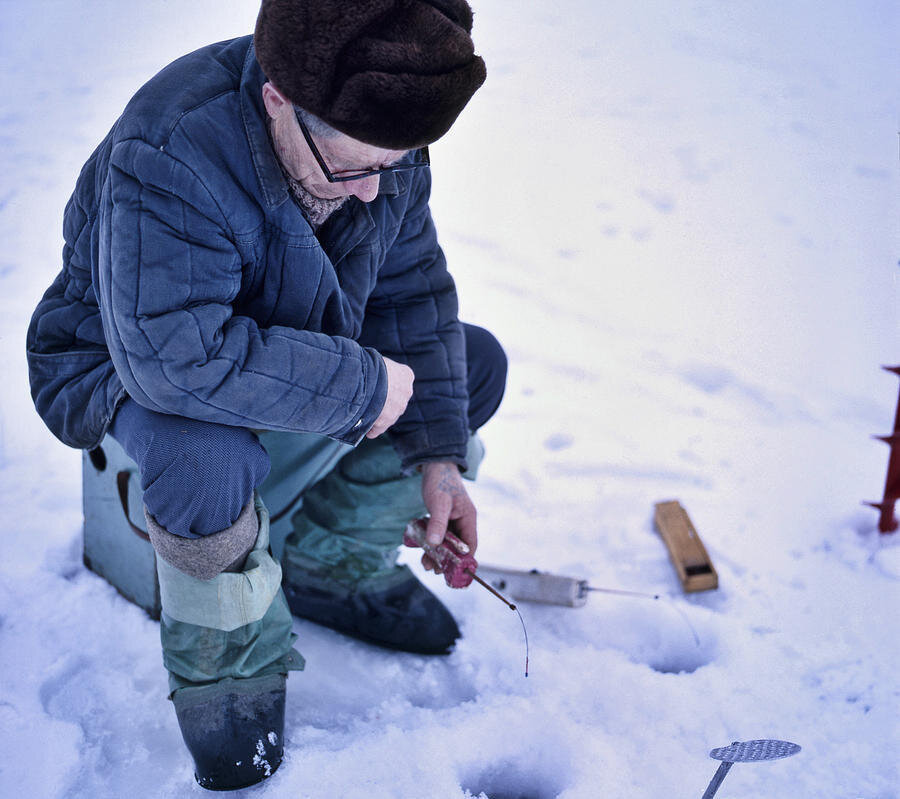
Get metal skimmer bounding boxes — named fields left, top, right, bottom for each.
left=701, top=739, right=801, bottom=798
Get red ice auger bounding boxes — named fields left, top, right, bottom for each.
left=864, top=365, right=900, bottom=534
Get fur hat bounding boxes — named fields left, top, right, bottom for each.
left=254, top=0, right=486, bottom=149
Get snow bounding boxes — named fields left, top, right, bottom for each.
left=0, top=1, right=897, bottom=797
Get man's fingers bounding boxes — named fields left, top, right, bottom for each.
left=454, top=505, right=478, bottom=554
left=421, top=553, right=442, bottom=573
left=442, top=530, right=470, bottom=555
left=425, top=502, right=450, bottom=547
left=368, top=356, right=414, bottom=439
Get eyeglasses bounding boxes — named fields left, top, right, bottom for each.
left=294, top=108, right=430, bottom=183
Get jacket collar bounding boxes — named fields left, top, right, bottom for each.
left=240, top=42, right=288, bottom=210
left=240, top=40, right=404, bottom=210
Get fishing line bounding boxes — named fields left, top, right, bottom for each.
left=585, top=585, right=701, bottom=647
left=469, top=570, right=529, bottom=677
left=515, top=605, right=529, bottom=678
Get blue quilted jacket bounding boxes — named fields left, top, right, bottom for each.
left=26, top=37, right=469, bottom=471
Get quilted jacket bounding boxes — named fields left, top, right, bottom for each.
left=26, top=36, right=470, bottom=471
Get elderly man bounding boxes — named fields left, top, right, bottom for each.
left=26, top=0, right=505, bottom=790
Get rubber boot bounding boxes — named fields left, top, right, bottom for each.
left=172, top=674, right=287, bottom=791
left=153, top=495, right=303, bottom=790
left=283, top=561, right=460, bottom=654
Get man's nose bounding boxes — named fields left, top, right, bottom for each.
left=350, top=175, right=380, bottom=202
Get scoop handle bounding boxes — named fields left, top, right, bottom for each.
left=403, top=518, right=477, bottom=588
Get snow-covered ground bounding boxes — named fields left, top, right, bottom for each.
left=1, top=1, right=898, bottom=797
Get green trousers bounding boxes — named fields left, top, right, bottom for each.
left=159, top=433, right=483, bottom=689
left=260, top=432, right=484, bottom=587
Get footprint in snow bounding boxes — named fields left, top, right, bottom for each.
left=542, top=433, right=573, bottom=452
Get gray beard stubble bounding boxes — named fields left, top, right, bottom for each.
left=284, top=173, right=348, bottom=227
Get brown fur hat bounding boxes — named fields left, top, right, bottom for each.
left=254, top=0, right=486, bottom=149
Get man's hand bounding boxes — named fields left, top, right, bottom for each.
left=366, top=356, right=414, bottom=439
left=420, top=461, right=477, bottom=573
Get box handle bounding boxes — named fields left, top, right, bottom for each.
left=116, top=470, right=151, bottom=542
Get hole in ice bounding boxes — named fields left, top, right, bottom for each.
left=595, top=601, right=717, bottom=674
left=646, top=640, right=713, bottom=674
left=461, top=758, right=565, bottom=799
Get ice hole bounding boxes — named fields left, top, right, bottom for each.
left=462, top=758, right=566, bottom=799
left=594, top=601, right=718, bottom=674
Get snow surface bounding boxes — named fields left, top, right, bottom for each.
left=1, top=1, right=898, bottom=797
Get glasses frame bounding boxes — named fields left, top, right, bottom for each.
left=294, top=108, right=430, bottom=184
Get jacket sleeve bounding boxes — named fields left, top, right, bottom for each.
left=97, top=138, right=386, bottom=440
left=359, top=167, right=469, bottom=471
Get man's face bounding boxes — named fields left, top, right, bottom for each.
left=300, top=133, right=409, bottom=203
left=262, top=82, right=407, bottom=204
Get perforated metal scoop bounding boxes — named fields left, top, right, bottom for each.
left=701, top=739, right=801, bottom=798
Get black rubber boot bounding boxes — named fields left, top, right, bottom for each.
left=172, top=673, right=287, bottom=791
left=283, top=565, right=461, bottom=654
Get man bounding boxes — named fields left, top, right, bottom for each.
left=26, top=0, right=506, bottom=790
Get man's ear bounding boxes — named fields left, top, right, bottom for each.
left=261, top=82, right=290, bottom=119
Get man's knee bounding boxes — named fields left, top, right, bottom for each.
left=463, top=324, right=507, bottom=430
left=110, top=399, right=271, bottom=537
left=142, top=434, right=269, bottom=537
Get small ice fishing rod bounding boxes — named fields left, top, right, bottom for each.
left=403, top=519, right=511, bottom=600
left=475, top=564, right=701, bottom=647
left=470, top=565, right=660, bottom=607
left=404, top=519, right=530, bottom=676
